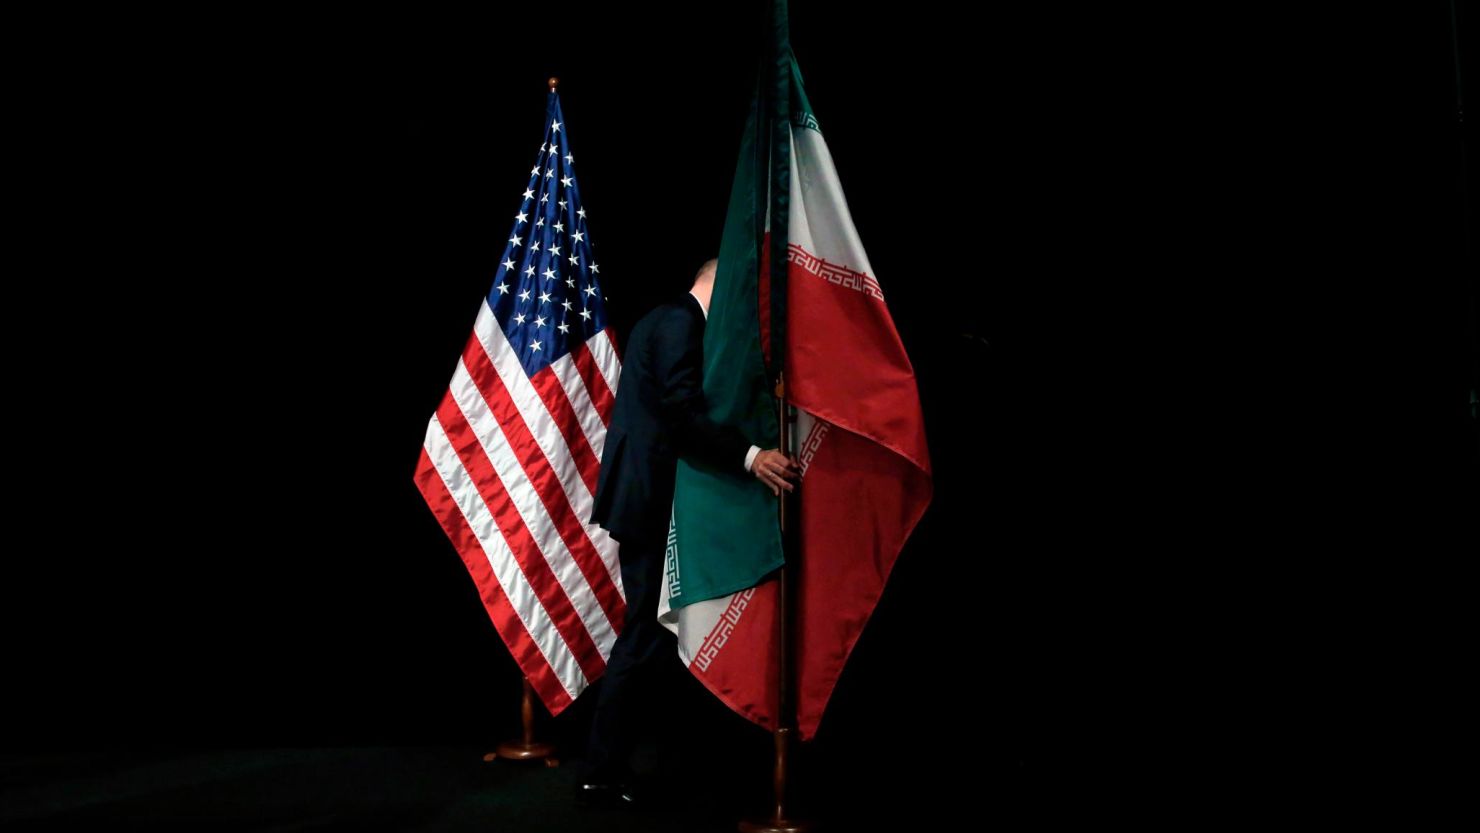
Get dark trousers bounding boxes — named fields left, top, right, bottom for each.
left=584, top=530, right=673, bottom=782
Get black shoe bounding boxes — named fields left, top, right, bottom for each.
left=574, top=780, right=642, bottom=808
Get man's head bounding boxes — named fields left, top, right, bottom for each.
left=689, top=258, right=719, bottom=312
left=691, top=258, right=718, bottom=289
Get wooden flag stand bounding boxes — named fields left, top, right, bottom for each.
left=740, top=378, right=810, bottom=832
left=483, top=679, right=559, bottom=767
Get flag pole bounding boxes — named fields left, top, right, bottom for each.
left=739, top=375, right=808, bottom=833
left=742, top=1, right=809, bottom=829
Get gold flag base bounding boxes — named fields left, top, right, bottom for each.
left=739, top=820, right=812, bottom=833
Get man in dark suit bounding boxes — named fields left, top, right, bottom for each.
left=579, top=259, right=798, bottom=803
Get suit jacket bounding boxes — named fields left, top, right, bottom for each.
left=589, top=294, right=751, bottom=545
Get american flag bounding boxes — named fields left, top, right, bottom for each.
left=413, top=90, right=624, bottom=714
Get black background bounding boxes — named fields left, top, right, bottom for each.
left=8, top=1, right=1475, bottom=819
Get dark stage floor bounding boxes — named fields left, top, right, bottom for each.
left=1, top=747, right=1034, bottom=831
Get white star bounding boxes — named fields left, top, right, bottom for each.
left=531, top=340, right=542, bottom=352
left=539, top=291, right=552, bottom=303
left=540, top=142, right=548, bottom=153
left=572, top=231, right=584, bottom=242
left=577, top=208, right=586, bottom=218
left=562, top=299, right=573, bottom=311
left=590, top=263, right=600, bottom=273
left=509, top=234, right=522, bottom=247
left=515, top=211, right=528, bottom=224
left=558, top=322, right=570, bottom=334
left=534, top=316, right=546, bottom=327
left=552, top=120, right=562, bottom=132
left=543, top=267, right=557, bottom=280
left=568, top=254, right=579, bottom=266
left=502, top=258, right=516, bottom=271
left=566, top=277, right=576, bottom=288
left=561, top=176, right=572, bottom=187
left=558, top=199, right=567, bottom=209
left=545, top=168, right=554, bottom=179
left=553, top=221, right=564, bottom=232
left=536, top=217, right=544, bottom=227
left=530, top=240, right=540, bottom=252
left=513, top=312, right=526, bottom=324
left=540, top=193, right=549, bottom=203
left=565, top=152, right=574, bottom=164
left=518, top=289, right=531, bottom=301
left=550, top=244, right=562, bottom=256
left=547, top=142, right=556, bottom=154
left=524, top=265, right=536, bottom=277
left=584, top=285, right=598, bottom=297
left=580, top=307, right=593, bottom=320
left=523, top=188, right=535, bottom=201
left=496, top=282, right=510, bottom=294
left=530, top=165, right=539, bottom=175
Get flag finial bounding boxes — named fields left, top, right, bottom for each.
left=548, top=77, right=559, bottom=93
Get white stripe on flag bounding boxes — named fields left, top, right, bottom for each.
left=587, top=328, right=623, bottom=417
left=423, top=414, right=585, bottom=699
left=788, top=125, right=876, bottom=288
left=552, top=351, right=609, bottom=462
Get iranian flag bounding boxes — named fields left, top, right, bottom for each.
left=658, top=53, right=932, bottom=739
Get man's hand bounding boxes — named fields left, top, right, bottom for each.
left=752, top=449, right=800, bottom=496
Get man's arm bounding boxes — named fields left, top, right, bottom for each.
left=651, top=307, right=801, bottom=493
left=652, top=306, right=752, bottom=471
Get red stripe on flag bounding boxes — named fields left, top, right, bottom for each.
left=434, top=393, right=608, bottom=684
left=793, top=425, right=931, bottom=740
left=413, top=447, right=574, bottom=714
left=785, top=254, right=930, bottom=473
left=569, top=340, right=616, bottom=426
left=461, top=338, right=627, bottom=631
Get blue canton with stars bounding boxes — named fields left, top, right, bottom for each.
left=490, top=92, right=608, bottom=376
